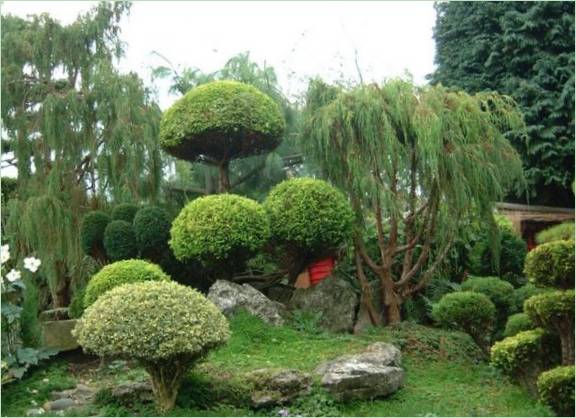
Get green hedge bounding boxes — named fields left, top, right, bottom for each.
left=490, top=328, right=553, bottom=376
left=133, top=206, right=171, bottom=259
left=537, top=366, right=575, bottom=417
left=103, top=220, right=138, bottom=261
left=80, top=211, right=110, bottom=257
left=503, top=313, right=534, bottom=338
left=461, top=276, right=514, bottom=310
left=536, top=222, right=575, bottom=245
left=509, top=283, right=549, bottom=314
left=524, top=240, right=574, bottom=289
left=112, top=203, right=140, bottom=223
left=524, top=290, right=575, bottom=331
left=83, top=259, right=170, bottom=307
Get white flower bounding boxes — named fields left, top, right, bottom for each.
left=0, top=244, right=9, bottom=265
left=23, top=257, right=42, bottom=273
left=6, top=269, right=21, bottom=282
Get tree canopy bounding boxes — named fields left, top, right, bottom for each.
left=429, top=1, right=575, bottom=207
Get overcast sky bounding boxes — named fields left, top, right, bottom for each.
left=2, top=1, right=437, bottom=109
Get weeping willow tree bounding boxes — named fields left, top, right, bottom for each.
left=303, top=79, right=525, bottom=325
left=1, top=2, right=162, bottom=308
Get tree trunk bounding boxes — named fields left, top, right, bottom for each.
left=145, top=361, right=188, bottom=413
left=381, top=269, right=401, bottom=325
left=218, top=160, right=230, bottom=193
left=559, top=328, right=575, bottom=365
left=355, top=251, right=382, bottom=326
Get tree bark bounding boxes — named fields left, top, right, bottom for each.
left=218, top=160, right=231, bottom=193
left=559, top=326, right=575, bottom=365
left=145, top=360, right=189, bottom=413
left=355, top=250, right=382, bottom=326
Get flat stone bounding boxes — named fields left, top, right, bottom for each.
left=25, top=408, right=45, bottom=416
left=111, top=380, right=154, bottom=402
left=43, top=398, right=75, bottom=411
left=39, top=308, right=69, bottom=322
left=246, top=369, right=311, bottom=408
left=51, top=383, right=96, bottom=404
left=41, top=319, right=79, bottom=351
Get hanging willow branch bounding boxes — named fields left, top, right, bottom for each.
left=302, top=78, right=526, bottom=325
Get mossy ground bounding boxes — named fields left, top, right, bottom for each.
left=1, top=311, right=552, bottom=417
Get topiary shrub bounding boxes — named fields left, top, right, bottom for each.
left=524, top=290, right=575, bottom=365
left=133, top=206, right=171, bottom=260
left=160, top=80, right=285, bottom=192
left=503, top=313, right=534, bottom=338
left=264, top=177, right=354, bottom=282
left=83, top=259, right=170, bottom=308
left=80, top=211, right=111, bottom=260
left=112, top=203, right=140, bottom=223
left=103, top=220, right=138, bottom=261
left=490, top=328, right=559, bottom=394
left=74, top=281, right=230, bottom=412
left=537, top=365, right=575, bottom=417
left=536, top=222, right=575, bottom=245
left=170, top=194, right=270, bottom=279
left=524, top=240, right=575, bottom=289
left=509, top=283, right=549, bottom=314
left=432, top=291, right=496, bottom=352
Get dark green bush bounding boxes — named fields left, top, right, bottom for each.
left=83, top=259, right=170, bottom=308
left=68, top=287, right=86, bottom=319
left=461, top=276, right=514, bottom=311
left=111, top=203, right=139, bottom=223
left=133, top=206, right=171, bottom=259
left=503, top=313, right=534, bottom=338
left=159, top=80, right=285, bottom=161
left=432, top=291, right=496, bottom=350
left=170, top=194, right=270, bottom=278
left=536, top=222, right=575, bottom=244
left=1, top=177, right=18, bottom=202
left=103, top=220, right=138, bottom=261
left=537, top=365, right=575, bottom=417
left=264, top=177, right=354, bottom=263
left=80, top=211, right=111, bottom=257
left=509, top=283, right=549, bottom=314
left=524, top=240, right=575, bottom=289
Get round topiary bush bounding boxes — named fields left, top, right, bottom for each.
left=264, top=177, right=354, bottom=281
left=524, top=290, right=575, bottom=365
left=537, top=365, right=575, bottom=417
left=432, top=291, right=496, bottom=351
left=170, top=194, right=270, bottom=278
left=83, top=259, right=170, bottom=307
left=159, top=81, right=285, bottom=163
left=74, top=281, right=230, bottom=412
left=133, top=206, right=171, bottom=259
left=524, top=240, right=575, bottom=289
left=103, top=220, right=138, bottom=261
left=509, top=283, right=549, bottom=314
left=112, top=203, right=140, bottom=223
left=461, top=276, right=514, bottom=311
left=80, top=211, right=111, bottom=260
left=503, top=313, right=534, bottom=338
left=536, top=222, right=575, bottom=245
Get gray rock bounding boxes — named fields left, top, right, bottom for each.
left=41, top=319, right=79, bottom=351
left=111, top=380, right=154, bottom=402
left=51, top=383, right=96, bottom=404
left=246, top=369, right=312, bottom=408
left=289, top=275, right=359, bottom=333
left=25, top=408, right=45, bottom=416
left=208, top=280, right=287, bottom=325
left=314, top=342, right=404, bottom=401
left=43, top=398, right=75, bottom=411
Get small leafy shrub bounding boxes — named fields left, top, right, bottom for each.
left=524, top=240, right=575, bottom=289
left=133, top=206, right=171, bottom=259
left=112, top=203, right=140, bottom=223
left=83, top=259, right=170, bottom=307
left=536, top=222, right=575, bottom=244
left=103, top=220, right=138, bottom=261
left=461, top=276, right=514, bottom=311
left=170, top=194, right=270, bottom=278
left=524, top=290, right=575, bottom=365
left=80, top=211, right=110, bottom=258
left=290, top=309, right=324, bottom=335
left=74, top=281, right=230, bottom=412
left=509, top=283, right=549, bottom=314
left=279, top=386, right=339, bottom=417
left=432, top=291, right=496, bottom=351
left=503, top=313, right=534, bottom=338
left=537, top=365, right=575, bottom=417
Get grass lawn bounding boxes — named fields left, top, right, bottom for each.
left=1, top=311, right=552, bottom=417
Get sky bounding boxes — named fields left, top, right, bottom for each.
left=1, top=1, right=438, bottom=109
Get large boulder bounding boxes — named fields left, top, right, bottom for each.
left=208, top=280, right=287, bottom=325
left=289, top=275, right=358, bottom=333
left=314, top=342, right=404, bottom=401
left=245, top=368, right=312, bottom=408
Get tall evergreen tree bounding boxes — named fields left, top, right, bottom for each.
left=430, top=1, right=574, bottom=207
left=1, top=3, right=162, bottom=307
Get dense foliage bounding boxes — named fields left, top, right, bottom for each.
left=133, top=206, right=171, bottom=259
left=460, top=276, right=513, bottom=311
left=170, top=194, right=270, bottom=278
left=83, top=259, right=170, bottom=308
left=509, top=283, right=549, bottom=314
left=74, top=281, right=230, bottom=411
left=430, top=1, right=575, bottom=206
left=103, top=220, right=138, bottom=262
left=304, top=78, right=524, bottom=325
left=536, top=222, right=575, bottom=244
left=503, top=313, right=534, bottom=338
left=80, top=211, right=111, bottom=260
left=112, top=204, right=140, bottom=223
left=524, top=240, right=575, bottom=289
left=537, top=365, right=575, bottom=417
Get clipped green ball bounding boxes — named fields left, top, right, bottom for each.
left=509, top=283, right=550, bottom=314
left=133, top=206, right=171, bottom=257
left=80, top=211, right=111, bottom=256
left=503, top=313, right=534, bottom=338
left=103, top=220, right=138, bottom=261
left=112, top=203, right=140, bottom=223
left=159, top=80, right=285, bottom=162
left=536, top=222, right=574, bottom=245
left=537, top=366, right=575, bottom=417
left=524, top=290, right=575, bottom=331
left=170, top=194, right=270, bottom=267
left=524, top=240, right=574, bottom=289
left=490, top=328, right=550, bottom=375
left=75, top=281, right=230, bottom=361
left=83, top=259, right=170, bottom=307
left=264, top=177, right=354, bottom=254
left=461, top=276, right=514, bottom=310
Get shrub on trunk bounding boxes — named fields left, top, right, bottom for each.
left=503, top=313, right=534, bottom=338
left=537, top=365, right=575, bottom=417
left=524, top=240, right=574, bottom=289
